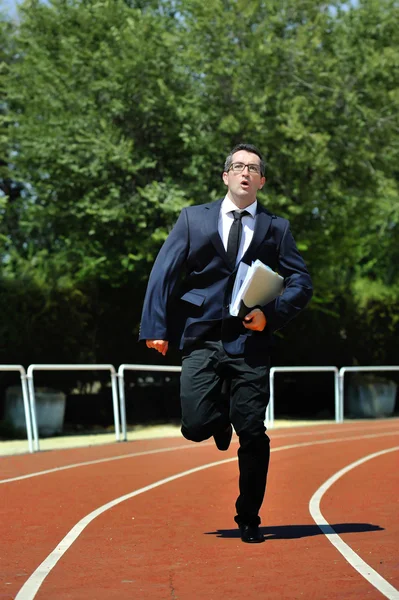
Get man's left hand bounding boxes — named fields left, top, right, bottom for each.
left=242, top=308, right=267, bottom=331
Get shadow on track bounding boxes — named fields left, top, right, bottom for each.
left=205, top=523, right=384, bottom=540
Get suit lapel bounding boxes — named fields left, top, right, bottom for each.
left=241, top=205, right=273, bottom=265
left=204, top=199, right=231, bottom=267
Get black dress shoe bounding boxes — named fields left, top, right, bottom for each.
left=239, top=524, right=265, bottom=544
left=213, top=424, right=233, bottom=451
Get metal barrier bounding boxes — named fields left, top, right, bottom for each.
left=339, top=366, right=399, bottom=420
left=0, top=365, right=34, bottom=453
left=26, top=364, right=120, bottom=451
left=3, top=362, right=396, bottom=453
left=117, top=364, right=182, bottom=442
left=268, top=367, right=340, bottom=429
left=118, top=364, right=341, bottom=436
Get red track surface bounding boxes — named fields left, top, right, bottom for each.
left=1, top=420, right=398, bottom=599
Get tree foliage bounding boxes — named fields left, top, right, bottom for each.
left=1, top=0, right=398, bottom=366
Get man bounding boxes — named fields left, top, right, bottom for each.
left=140, top=143, right=313, bottom=543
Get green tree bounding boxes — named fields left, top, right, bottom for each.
left=5, top=0, right=191, bottom=287
left=2, top=0, right=399, bottom=366
left=173, top=0, right=399, bottom=363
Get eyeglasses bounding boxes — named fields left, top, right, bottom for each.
left=229, top=162, right=261, bottom=175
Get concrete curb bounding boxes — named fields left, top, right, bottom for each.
left=0, top=420, right=336, bottom=456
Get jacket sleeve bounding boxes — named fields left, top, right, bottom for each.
left=262, top=221, right=313, bottom=333
left=139, top=209, right=189, bottom=341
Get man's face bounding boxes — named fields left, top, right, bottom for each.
left=222, top=150, right=266, bottom=201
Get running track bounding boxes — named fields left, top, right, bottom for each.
left=1, top=420, right=398, bottom=599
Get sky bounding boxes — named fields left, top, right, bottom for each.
left=1, top=0, right=21, bottom=20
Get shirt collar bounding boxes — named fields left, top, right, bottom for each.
left=221, top=196, right=257, bottom=218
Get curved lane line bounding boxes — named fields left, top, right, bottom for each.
left=2, top=426, right=398, bottom=485
left=0, top=442, right=213, bottom=484
left=14, top=435, right=399, bottom=600
left=309, top=446, right=399, bottom=600
left=14, top=456, right=237, bottom=600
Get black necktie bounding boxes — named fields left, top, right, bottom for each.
left=226, top=210, right=249, bottom=269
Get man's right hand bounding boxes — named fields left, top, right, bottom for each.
left=146, top=340, right=169, bottom=356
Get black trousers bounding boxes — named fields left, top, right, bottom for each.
left=180, top=340, right=270, bottom=526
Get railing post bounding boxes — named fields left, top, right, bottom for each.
left=26, top=371, right=40, bottom=452
left=110, top=370, right=121, bottom=442
left=339, top=368, right=345, bottom=423
left=20, top=373, right=34, bottom=454
left=117, top=368, right=127, bottom=442
left=333, top=368, right=341, bottom=423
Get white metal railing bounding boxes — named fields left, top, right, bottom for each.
left=0, top=365, right=34, bottom=453
left=268, top=366, right=340, bottom=429
left=117, top=364, right=182, bottom=442
left=119, top=365, right=338, bottom=436
left=26, top=364, right=120, bottom=451
left=3, top=363, right=397, bottom=453
left=339, top=366, right=399, bottom=419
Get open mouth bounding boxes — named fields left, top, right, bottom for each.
left=240, top=180, right=250, bottom=189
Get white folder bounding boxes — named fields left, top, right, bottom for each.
left=229, top=259, right=284, bottom=319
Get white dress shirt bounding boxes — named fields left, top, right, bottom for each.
left=218, top=196, right=257, bottom=265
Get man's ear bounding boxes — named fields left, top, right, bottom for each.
left=258, top=176, right=266, bottom=189
left=222, top=171, right=229, bottom=186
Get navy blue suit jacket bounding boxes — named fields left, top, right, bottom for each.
left=139, top=199, right=313, bottom=355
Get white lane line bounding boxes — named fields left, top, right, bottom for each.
left=0, top=442, right=212, bottom=484
left=1, top=427, right=398, bottom=485
left=14, top=456, right=237, bottom=600
left=14, top=434, right=399, bottom=600
left=309, top=446, right=399, bottom=600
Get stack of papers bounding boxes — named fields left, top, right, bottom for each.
left=229, top=260, right=284, bottom=319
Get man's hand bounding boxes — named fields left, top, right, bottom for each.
left=242, top=308, right=267, bottom=331
left=146, top=340, right=169, bottom=356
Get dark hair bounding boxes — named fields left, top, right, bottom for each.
left=224, top=143, right=265, bottom=176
